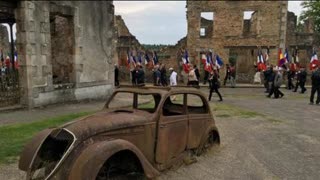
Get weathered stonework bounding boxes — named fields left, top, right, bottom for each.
left=186, top=1, right=288, bottom=83
left=3, top=0, right=116, bottom=108
left=0, top=25, right=10, bottom=56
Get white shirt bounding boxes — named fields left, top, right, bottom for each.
left=170, top=71, right=177, bottom=86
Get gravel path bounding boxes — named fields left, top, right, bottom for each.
left=1, top=88, right=320, bottom=179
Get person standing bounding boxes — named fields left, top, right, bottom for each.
left=267, top=66, right=276, bottom=98
left=223, top=64, right=231, bottom=86
left=194, top=65, right=200, bottom=86
left=309, top=64, right=320, bottom=105
left=230, top=64, right=236, bottom=88
left=169, top=67, right=177, bottom=86
left=263, top=66, right=271, bottom=93
left=169, top=67, right=178, bottom=100
left=135, top=64, right=145, bottom=86
left=299, top=67, right=307, bottom=93
left=187, top=65, right=199, bottom=87
left=160, top=64, right=168, bottom=86
left=114, top=64, right=119, bottom=86
left=273, top=68, right=284, bottom=98
left=208, top=71, right=223, bottom=101
left=287, top=67, right=295, bottom=90
left=154, top=65, right=161, bottom=86
left=293, top=66, right=307, bottom=93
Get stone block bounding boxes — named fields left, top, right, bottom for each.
left=27, top=32, right=36, bottom=43
left=41, top=55, right=47, bottom=64
left=31, top=65, right=38, bottom=77
left=27, top=1, right=35, bottom=9
left=40, top=22, right=50, bottom=33
left=31, top=55, right=37, bottom=65
left=27, top=21, right=35, bottom=32
left=26, top=44, right=36, bottom=55
left=41, top=44, right=48, bottom=55
left=27, top=10, right=35, bottom=21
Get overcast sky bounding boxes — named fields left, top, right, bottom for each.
left=114, top=1, right=304, bottom=45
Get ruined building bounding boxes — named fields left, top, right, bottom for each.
left=186, top=1, right=318, bottom=82
left=115, top=1, right=318, bottom=84
left=0, top=1, right=115, bottom=108
left=0, top=25, right=10, bottom=55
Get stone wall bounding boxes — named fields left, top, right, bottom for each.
left=15, top=1, right=115, bottom=108
left=0, top=25, right=10, bottom=56
left=186, top=1, right=288, bottom=83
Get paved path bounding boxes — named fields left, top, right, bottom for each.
left=1, top=87, right=320, bottom=179
left=160, top=88, right=320, bottom=179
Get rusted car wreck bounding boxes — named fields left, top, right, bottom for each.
left=19, top=86, right=220, bottom=180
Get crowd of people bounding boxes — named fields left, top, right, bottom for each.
left=258, top=63, right=320, bottom=105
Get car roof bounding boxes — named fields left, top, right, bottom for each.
left=114, top=85, right=205, bottom=97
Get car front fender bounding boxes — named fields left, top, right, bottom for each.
left=19, top=128, right=54, bottom=171
left=68, top=139, right=160, bottom=180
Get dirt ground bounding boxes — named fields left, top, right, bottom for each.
left=1, top=88, right=320, bottom=179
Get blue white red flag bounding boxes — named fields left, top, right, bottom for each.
left=182, top=50, right=190, bottom=73
left=310, top=48, right=319, bottom=70
left=153, top=51, right=159, bottom=65
left=204, top=53, right=212, bottom=72
left=284, top=48, right=290, bottom=63
left=215, top=54, right=223, bottom=69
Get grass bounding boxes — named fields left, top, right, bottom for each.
left=0, top=111, right=93, bottom=164
left=211, top=102, right=284, bottom=123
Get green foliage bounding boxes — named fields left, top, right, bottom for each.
left=299, top=0, right=320, bottom=33
left=0, top=112, right=93, bottom=164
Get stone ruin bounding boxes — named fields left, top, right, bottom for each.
left=115, top=1, right=319, bottom=84
left=0, top=1, right=115, bottom=108
left=0, top=25, right=10, bottom=56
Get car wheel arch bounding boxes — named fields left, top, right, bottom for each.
left=68, top=139, right=160, bottom=180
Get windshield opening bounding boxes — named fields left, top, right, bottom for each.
left=107, top=92, right=161, bottom=113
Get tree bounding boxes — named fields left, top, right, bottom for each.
left=299, top=0, right=320, bottom=33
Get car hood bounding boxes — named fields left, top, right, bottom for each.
left=60, top=110, right=153, bottom=141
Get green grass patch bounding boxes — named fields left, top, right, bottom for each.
left=0, top=111, right=93, bottom=164
left=211, top=103, right=263, bottom=118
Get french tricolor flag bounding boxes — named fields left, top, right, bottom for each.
left=182, top=50, right=190, bottom=73
left=215, top=54, right=223, bottom=69
left=201, top=53, right=207, bottom=65
left=204, top=53, right=212, bottom=72
left=310, top=49, right=319, bottom=70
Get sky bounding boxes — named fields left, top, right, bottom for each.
left=114, top=1, right=304, bottom=45
left=1, top=1, right=304, bottom=44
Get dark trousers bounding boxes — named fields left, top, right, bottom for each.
left=131, top=71, right=136, bottom=85
left=115, top=79, right=119, bottom=86
left=294, top=81, right=306, bottom=93
left=287, top=78, right=294, bottom=90
left=300, top=81, right=306, bottom=93
left=264, top=80, right=269, bottom=92
left=223, top=75, right=230, bottom=85
left=310, top=86, right=320, bottom=104
left=208, top=86, right=222, bottom=101
left=203, top=71, right=209, bottom=85
left=274, top=87, right=284, bottom=98
left=268, top=84, right=275, bottom=97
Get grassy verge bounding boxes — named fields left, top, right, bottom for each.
left=211, top=103, right=283, bottom=123
left=0, top=111, right=93, bottom=164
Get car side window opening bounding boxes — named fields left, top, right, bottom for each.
left=137, top=94, right=161, bottom=113
left=162, top=94, right=185, bottom=116
left=187, top=94, right=208, bottom=114
left=108, top=92, right=134, bottom=109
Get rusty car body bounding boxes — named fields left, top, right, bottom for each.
left=19, top=86, right=220, bottom=180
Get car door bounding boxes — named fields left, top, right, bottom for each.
left=155, top=93, right=188, bottom=163
left=187, top=93, right=211, bottom=149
